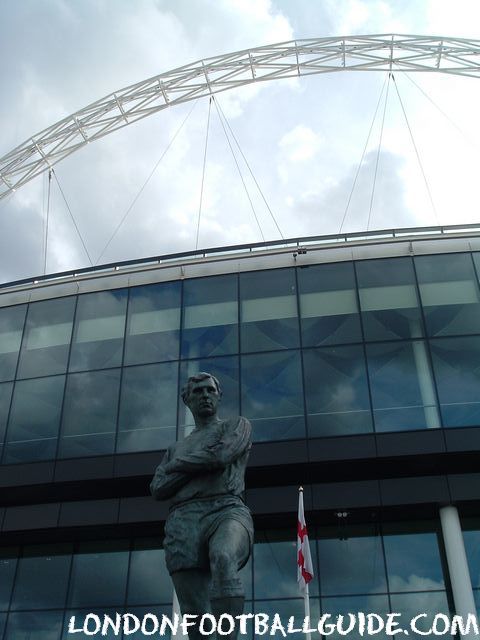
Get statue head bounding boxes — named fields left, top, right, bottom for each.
left=181, top=372, right=222, bottom=419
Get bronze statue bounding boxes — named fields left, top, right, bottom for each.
left=150, top=373, right=253, bottom=639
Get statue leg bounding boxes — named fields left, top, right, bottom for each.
left=208, top=519, right=250, bottom=639
left=171, top=569, right=210, bottom=640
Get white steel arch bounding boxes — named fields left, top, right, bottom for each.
left=1, top=33, right=479, bottom=200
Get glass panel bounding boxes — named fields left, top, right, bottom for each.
left=389, top=592, right=450, bottom=638
left=17, top=297, right=75, bottom=378
left=241, top=351, right=305, bottom=442
left=356, top=257, right=423, bottom=341
left=118, top=362, right=177, bottom=454
left=59, top=369, right=120, bottom=458
left=383, top=524, right=445, bottom=592
left=68, top=540, right=129, bottom=607
left=0, top=382, right=13, bottom=455
left=181, top=275, right=238, bottom=359
left=0, top=547, right=17, bottom=610
left=416, top=253, right=480, bottom=336
left=367, top=341, right=440, bottom=432
left=4, top=610, right=64, bottom=640
left=127, top=539, right=171, bottom=605
left=69, top=290, right=127, bottom=371
left=303, top=345, right=372, bottom=437
left=10, top=543, right=71, bottom=610
left=125, top=282, right=181, bottom=365
left=4, top=376, right=65, bottom=463
left=179, top=356, right=239, bottom=435
left=462, top=522, right=480, bottom=588
left=298, top=262, right=362, bottom=346
left=430, top=336, right=480, bottom=427
left=254, top=530, right=318, bottom=598
left=240, top=269, right=299, bottom=352
left=317, top=525, right=387, bottom=596
left=320, top=595, right=390, bottom=639
left=0, top=305, right=26, bottom=382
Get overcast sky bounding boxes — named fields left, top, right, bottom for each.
left=0, top=0, right=479, bottom=283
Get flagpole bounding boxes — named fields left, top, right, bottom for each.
left=304, top=583, right=312, bottom=640
left=297, top=486, right=313, bottom=640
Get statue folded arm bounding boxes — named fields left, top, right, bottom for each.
left=150, top=448, right=192, bottom=500
left=164, top=418, right=251, bottom=475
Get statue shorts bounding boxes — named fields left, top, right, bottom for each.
left=164, top=495, right=253, bottom=574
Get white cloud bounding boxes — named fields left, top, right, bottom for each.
left=1, top=1, right=480, bottom=281
left=279, top=125, right=323, bottom=163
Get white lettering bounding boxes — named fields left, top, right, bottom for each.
left=255, top=614, right=270, bottom=635
left=123, top=614, right=140, bottom=636
left=302, top=617, right=316, bottom=634
left=181, top=614, right=198, bottom=636
left=432, top=614, right=450, bottom=636
left=287, top=616, right=302, bottom=634
left=385, top=613, right=403, bottom=636
left=318, top=615, right=335, bottom=636
left=217, top=614, right=235, bottom=636
left=160, top=613, right=179, bottom=636
left=84, top=614, right=101, bottom=636
left=199, top=614, right=217, bottom=635
left=236, top=613, right=253, bottom=635
left=357, top=613, right=366, bottom=637
left=68, top=616, right=83, bottom=634
left=101, top=614, right=121, bottom=636
left=270, top=613, right=287, bottom=637
left=411, top=613, right=430, bottom=636
left=450, top=614, right=479, bottom=637
left=337, top=614, right=356, bottom=636
left=366, top=614, right=384, bottom=635
left=141, top=613, right=159, bottom=635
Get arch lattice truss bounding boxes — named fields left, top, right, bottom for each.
left=1, top=34, right=480, bottom=200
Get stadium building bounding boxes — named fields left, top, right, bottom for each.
left=0, top=223, right=479, bottom=639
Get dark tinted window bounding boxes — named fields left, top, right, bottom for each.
left=0, top=305, right=26, bottom=382
left=17, top=297, right=75, bottom=378
left=118, top=362, right=177, bottom=453
left=182, top=275, right=238, bottom=359
left=10, top=544, right=72, bottom=610
left=69, top=290, right=127, bottom=371
left=124, top=282, right=181, bottom=365
left=367, top=341, right=440, bottom=432
left=303, top=345, right=372, bottom=437
left=4, top=376, right=65, bottom=463
left=241, top=350, right=304, bottom=441
left=416, top=253, right=480, bottom=337
left=240, top=269, right=299, bottom=352
left=356, top=257, right=423, bottom=341
left=59, top=369, right=121, bottom=457
left=430, top=336, right=480, bottom=427
left=298, top=261, right=361, bottom=346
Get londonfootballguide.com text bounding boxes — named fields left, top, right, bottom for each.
left=67, top=612, right=480, bottom=636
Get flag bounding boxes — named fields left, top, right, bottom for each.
left=297, top=487, right=314, bottom=593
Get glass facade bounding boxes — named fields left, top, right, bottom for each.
left=0, top=520, right=454, bottom=639
left=2, top=252, right=480, bottom=463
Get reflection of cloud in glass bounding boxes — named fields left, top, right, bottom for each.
left=254, top=535, right=319, bottom=599
left=390, top=591, right=450, bottom=635
left=318, top=535, right=387, bottom=596
left=388, top=575, right=444, bottom=593
left=383, top=533, right=444, bottom=589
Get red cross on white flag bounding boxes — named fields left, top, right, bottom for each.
left=297, top=487, right=314, bottom=593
